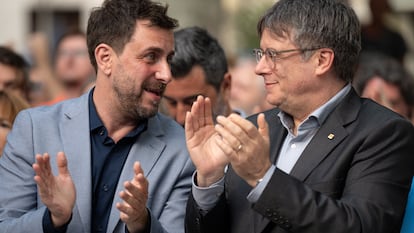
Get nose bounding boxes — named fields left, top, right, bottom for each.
left=254, top=55, right=272, bottom=76
left=155, top=60, right=172, bottom=84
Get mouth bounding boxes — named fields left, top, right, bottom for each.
left=265, top=81, right=278, bottom=86
left=143, top=83, right=166, bottom=97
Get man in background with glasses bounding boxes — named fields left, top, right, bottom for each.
left=184, top=0, right=414, bottom=232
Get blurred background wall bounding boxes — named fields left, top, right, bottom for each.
left=0, top=0, right=414, bottom=73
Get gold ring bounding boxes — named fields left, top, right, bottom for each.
left=236, top=144, right=243, bottom=151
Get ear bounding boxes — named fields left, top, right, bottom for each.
left=314, top=48, right=334, bottom=76
left=220, top=72, right=232, bottom=100
left=95, top=44, right=113, bottom=76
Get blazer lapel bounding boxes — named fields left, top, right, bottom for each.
left=289, top=88, right=361, bottom=181
left=106, top=114, right=166, bottom=233
left=60, top=94, right=92, bottom=232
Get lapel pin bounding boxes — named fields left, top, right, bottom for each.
left=328, top=133, right=335, bottom=140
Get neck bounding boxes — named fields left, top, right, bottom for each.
left=290, top=81, right=347, bottom=132
left=92, top=84, right=136, bottom=143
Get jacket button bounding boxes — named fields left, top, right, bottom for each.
left=265, top=209, right=273, bottom=217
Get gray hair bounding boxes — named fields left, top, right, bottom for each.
left=257, top=0, right=361, bottom=82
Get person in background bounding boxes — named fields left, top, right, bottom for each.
left=229, top=55, right=274, bottom=117
left=0, top=46, right=30, bottom=101
left=40, top=30, right=96, bottom=105
left=162, top=26, right=232, bottom=126
left=26, top=32, right=55, bottom=106
left=0, top=89, right=29, bottom=156
left=184, top=0, right=414, bottom=232
left=0, top=0, right=194, bottom=232
left=361, top=0, right=407, bottom=63
left=353, top=51, right=414, bottom=120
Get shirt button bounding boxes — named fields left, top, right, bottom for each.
left=103, top=184, right=109, bottom=192
left=291, top=143, right=296, bottom=149
left=99, top=130, right=104, bottom=136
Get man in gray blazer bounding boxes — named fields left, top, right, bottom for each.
left=184, top=0, right=414, bottom=233
left=0, top=0, right=194, bottom=232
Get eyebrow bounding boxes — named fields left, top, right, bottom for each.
left=142, top=46, right=174, bottom=57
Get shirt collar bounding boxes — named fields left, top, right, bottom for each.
left=88, top=88, right=147, bottom=138
left=278, top=83, right=351, bottom=130
left=89, top=88, right=102, bottom=132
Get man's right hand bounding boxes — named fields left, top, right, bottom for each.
left=33, top=152, right=76, bottom=227
left=185, top=96, right=230, bottom=187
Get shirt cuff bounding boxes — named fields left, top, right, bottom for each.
left=247, top=165, right=276, bottom=203
left=192, top=171, right=224, bottom=212
left=42, top=208, right=71, bottom=233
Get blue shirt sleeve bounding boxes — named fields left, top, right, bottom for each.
left=191, top=171, right=225, bottom=213
left=247, top=165, right=276, bottom=203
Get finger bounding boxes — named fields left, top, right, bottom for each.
left=56, top=152, right=70, bottom=177
left=118, top=180, right=147, bottom=217
left=203, top=97, right=214, bottom=126
left=119, top=187, right=139, bottom=209
left=257, top=113, right=270, bottom=143
left=227, top=114, right=259, bottom=140
left=34, top=153, right=52, bottom=179
left=33, top=170, right=47, bottom=189
left=214, top=134, right=237, bottom=161
left=130, top=174, right=148, bottom=196
left=116, top=199, right=133, bottom=217
left=133, top=162, right=144, bottom=176
left=191, top=96, right=202, bottom=130
left=132, top=162, right=148, bottom=195
left=33, top=153, right=52, bottom=194
left=216, top=115, right=248, bottom=143
left=33, top=154, right=45, bottom=177
left=215, top=122, right=240, bottom=151
left=185, top=111, right=195, bottom=139
left=197, top=96, right=206, bottom=127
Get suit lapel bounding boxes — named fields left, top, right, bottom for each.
left=106, top=114, right=166, bottom=233
left=289, top=118, right=348, bottom=181
left=267, top=111, right=287, bottom=165
left=60, top=94, right=92, bottom=232
left=290, top=88, right=360, bottom=181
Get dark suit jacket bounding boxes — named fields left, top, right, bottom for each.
left=185, top=88, right=414, bottom=233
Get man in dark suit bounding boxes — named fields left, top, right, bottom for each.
left=184, top=0, right=414, bottom=232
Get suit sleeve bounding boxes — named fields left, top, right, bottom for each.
left=0, top=110, right=47, bottom=233
left=148, top=154, right=195, bottom=233
left=185, top=191, right=230, bottom=233
left=252, top=117, right=414, bottom=233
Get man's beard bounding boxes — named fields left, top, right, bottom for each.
left=113, top=78, right=166, bottom=123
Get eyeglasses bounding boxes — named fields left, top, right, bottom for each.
left=252, top=47, right=321, bottom=67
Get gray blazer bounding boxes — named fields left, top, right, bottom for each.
left=0, top=92, right=194, bottom=233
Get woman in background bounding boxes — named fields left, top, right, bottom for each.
left=0, top=90, right=29, bottom=156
